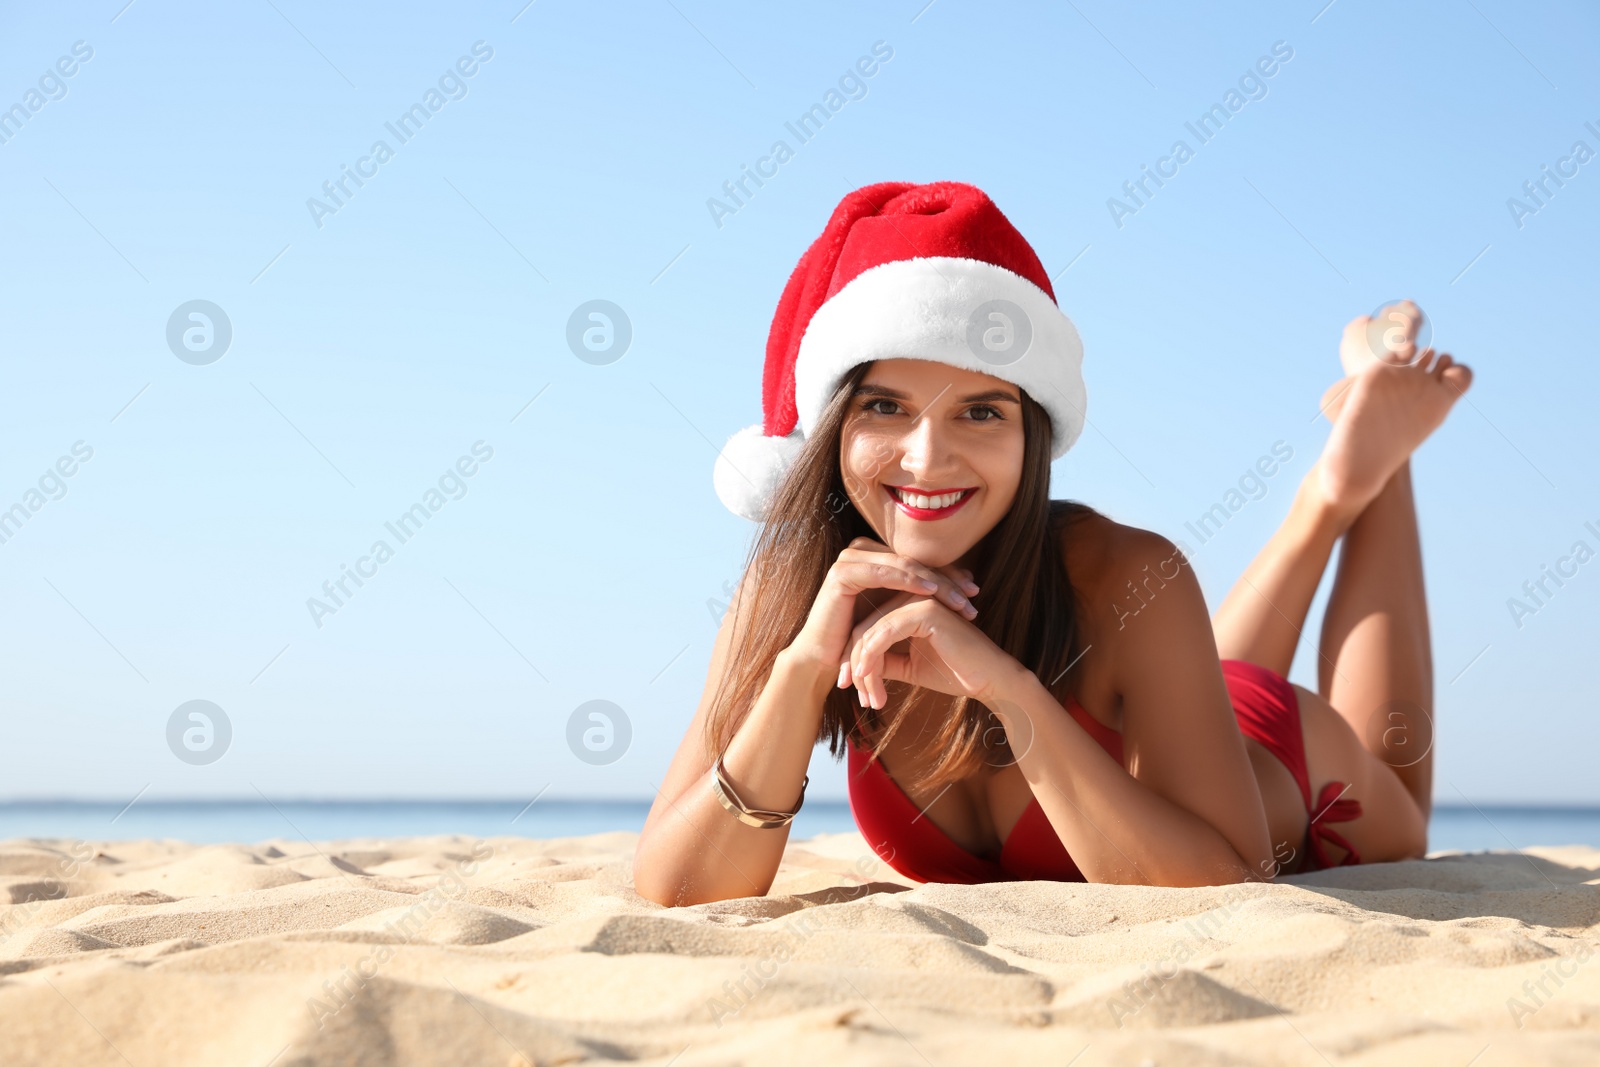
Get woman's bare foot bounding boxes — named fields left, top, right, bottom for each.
left=1315, top=347, right=1473, bottom=525
left=1317, top=301, right=1429, bottom=422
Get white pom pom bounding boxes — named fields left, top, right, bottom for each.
left=713, top=424, right=804, bottom=522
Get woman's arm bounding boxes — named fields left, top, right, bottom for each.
left=992, top=530, right=1277, bottom=885
left=635, top=540, right=979, bottom=906
left=633, top=577, right=831, bottom=907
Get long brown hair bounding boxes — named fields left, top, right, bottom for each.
left=705, top=361, right=1097, bottom=791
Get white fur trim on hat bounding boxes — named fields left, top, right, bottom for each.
left=713, top=423, right=805, bottom=522
left=793, top=257, right=1087, bottom=457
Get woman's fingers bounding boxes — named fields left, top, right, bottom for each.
left=844, top=586, right=957, bottom=703
left=836, top=556, right=976, bottom=621
left=854, top=599, right=987, bottom=706
left=840, top=536, right=979, bottom=591
left=853, top=601, right=941, bottom=709
left=845, top=589, right=917, bottom=660
left=839, top=588, right=914, bottom=691
left=876, top=648, right=914, bottom=687
left=938, top=564, right=981, bottom=598
left=828, top=539, right=981, bottom=702
left=850, top=594, right=926, bottom=708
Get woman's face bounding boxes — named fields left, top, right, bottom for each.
left=839, top=358, right=1026, bottom=569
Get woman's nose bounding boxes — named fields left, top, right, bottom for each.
left=898, top=416, right=952, bottom=478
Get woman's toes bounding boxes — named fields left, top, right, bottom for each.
left=1341, top=303, right=1426, bottom=374
left=1439, top=360, right=1473, bottom=395
left=1361, top=301, right=1427, bottom=368
left=1390, top=300, right=1424, bottom=334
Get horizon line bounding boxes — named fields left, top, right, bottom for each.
left=3, top=796, right=1599, bottom=811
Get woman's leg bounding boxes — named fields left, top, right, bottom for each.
left=1210, top=448, right=1441, bottom=867
left=1216, top=330, right=1471, bottom=835
left=1213, top=301, right=1468, bottom=674
left=1254, top=458, right=1439, bottom=871
left=1211, top=470, right=1348, bottom=679
left=1316, top=459, right=1435, bottom=818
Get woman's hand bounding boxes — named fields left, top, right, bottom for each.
left=842, top=592, right=1025, bottom=710
left=784, top=536, right=979, bottom=683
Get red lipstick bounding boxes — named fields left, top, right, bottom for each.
left=884, top=484, right=977, bottom=521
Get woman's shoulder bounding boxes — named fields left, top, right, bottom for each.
left=1051, top=502, right=1190, bottom=601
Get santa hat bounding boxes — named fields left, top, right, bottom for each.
left=713, top=181, right=1087, bottom=522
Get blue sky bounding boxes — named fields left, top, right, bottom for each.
left=0, top=0, right=1595, bottom=804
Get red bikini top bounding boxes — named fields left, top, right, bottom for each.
left=846, top=658, right=1364, bottom=882
left=846, top=698, right=1122, bottom=884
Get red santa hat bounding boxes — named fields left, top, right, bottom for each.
left=713, top=180, right=1088, bottom=521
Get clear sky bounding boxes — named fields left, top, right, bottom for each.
left=1, top=0, right=1595, bottom=805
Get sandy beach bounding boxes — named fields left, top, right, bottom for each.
left=1, top=831, right=1597, bottom=1065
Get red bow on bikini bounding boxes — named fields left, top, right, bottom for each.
left=1307, top=781, right=1364, bottom=869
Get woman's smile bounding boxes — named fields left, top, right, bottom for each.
left=884, top=484, right=978, bottom=520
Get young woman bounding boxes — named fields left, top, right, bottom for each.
left=633, top=182, right=1472, bottom=908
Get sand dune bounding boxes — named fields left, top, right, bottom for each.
left=1, top=831, right=1597, bottom=1065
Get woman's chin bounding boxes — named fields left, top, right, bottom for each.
left=882, top=532, right=972, bottom=568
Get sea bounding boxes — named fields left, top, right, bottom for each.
left=2, top=800, right=1599, bottom=855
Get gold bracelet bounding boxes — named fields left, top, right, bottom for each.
left=710, top=754, right=807, bottom=829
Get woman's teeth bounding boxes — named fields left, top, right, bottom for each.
left=890, top=487, right=969, bottom=509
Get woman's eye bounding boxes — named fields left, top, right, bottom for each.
left=860, top=398, right=1003, bottom=420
